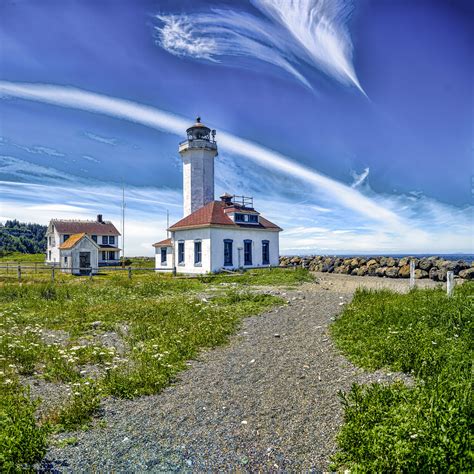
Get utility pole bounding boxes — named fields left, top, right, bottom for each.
left=121, top=181, right=126, bottom=267
left=166, top=209, right=170, bottom=238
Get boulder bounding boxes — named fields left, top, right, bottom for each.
left=375, top=267, right=387, bottom=277
left=430, top=267, right=447, bottom=282
left=357, top=266, right=368, bottom=276
left=386, top=257, right=397, bottom=267
left=367, top=259, right=378, bottom=267
left=418, top=258, right=432, bottom=271
left=351, top=267, right=359, bottom=276
left=414, top=269, right=429, bottom=279
left=379, top=257, right=387, bottom=266
left=399, top=264, right=410, bottom=278
left=398, top=257, right=409, bottom=267
left=459, top=268, right=474, bottom=280
left=350, top=258, right=359, bottom=267
left=368, top=265, right=378, bottom=276
left=385, top=267, right=399, bottom=278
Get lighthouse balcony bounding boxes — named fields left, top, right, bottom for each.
left=179, top=139, right=218, bottom=153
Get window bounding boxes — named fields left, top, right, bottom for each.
left=64, top=256, right=68, bottom=265
left=224, top=239, right=233, bottom=266
left=262, top=240, right=270, bottom=265
left=161, top=247, right=167, bottom=265
left=91, top=235, right=97, bottom=242
left=109, top=236, right=115, bottom=245
left=194, top=241, right=202, bottom=265
left=48, top=236, right=52, bottom=245
left=63, top=234, right=70, bottom=242
left=108, top=251, right=116, bottom=260
left=48, top=250, right=51, bottom=260
left=244, top=240, right=252, bottom=266
left=235, top=213, right=258, bottom=224
left=178, top=241, right=185, bottom=265
left=102, top=236, right=109, bottom=245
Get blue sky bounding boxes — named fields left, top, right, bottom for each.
left=0, top=0, right=472, bottom=255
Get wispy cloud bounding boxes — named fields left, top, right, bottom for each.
left=351, top=167, right=369, bottom=188
left=154, top=0, right=364, bottom=92
left=0, top=81, right=396, bottom=227
left=83, top=131, right=118, bottom=145
left=0, top=81, right=472, bottom=255
left=1, top=136, right=65, bottom=157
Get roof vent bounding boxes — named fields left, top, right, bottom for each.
left=97, top=214, right=103, bottom=223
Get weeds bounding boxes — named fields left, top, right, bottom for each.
left=331, top=283, right=474, bottom=472
left=0, top=268, right=298, bottom=468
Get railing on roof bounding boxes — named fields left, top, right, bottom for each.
left=232, top=195, right=254, bottom=209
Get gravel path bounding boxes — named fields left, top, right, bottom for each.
left=43, top=275, right=418, bottom=472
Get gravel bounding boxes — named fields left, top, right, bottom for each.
left=41, top=275, right=416, bottom=472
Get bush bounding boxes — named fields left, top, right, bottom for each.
left=0, top=385, right=50, bottom=471
left=331, top=283, right=474, bottom=471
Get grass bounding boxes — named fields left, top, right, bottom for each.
left=330, top=283, right=474, bottom=472
left=0, top=267, right=310, bottom=469
left=0, top=252, right=45, bottom=263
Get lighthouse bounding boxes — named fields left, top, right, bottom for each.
left=178, top=117, right=218, bottom=217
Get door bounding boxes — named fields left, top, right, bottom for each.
left=79, top=252, right=91, bottom=275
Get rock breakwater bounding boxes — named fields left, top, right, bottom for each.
left=279, top=256, right=474, bottom=281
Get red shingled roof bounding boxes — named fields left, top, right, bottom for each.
left=169, top=201, right=281, bottom=231
left=152, top=238, right=172, bottom=247
left=51, top=219, right=120, bottom=235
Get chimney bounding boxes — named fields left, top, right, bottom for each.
left=220, top=193, right=233, bottom=205
left=97, top=214, right=103, bottom=223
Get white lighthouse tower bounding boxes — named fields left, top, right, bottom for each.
left=178, top=117, right=218, bottom=217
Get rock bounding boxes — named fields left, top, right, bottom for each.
left=414, top=269, right=429, bottom=279
left=385, top=267, right=399, bottom=278
left=379, top=257, right=387, bottom=266
left=356, top=266, right=368, bottom=276
left=398, top=257, right=409, bottom=267
left=418, top=258, right=432, bottom=271
left=430, top=267, right=447, bottom=282
left=351, top=267, right=359, bottom=276
left=399, top=264, right=410, bottom=278
left=459, top=268, right=474, bottom=280
left=274, top=333, right=280, bottom=338
left=375, top=267, right=387, bottom=277
left=350, top=258, right=359, bottom=267
left=91, top=321, right=102, bottom=329
left=386, top=257, right=397, bottom=267
left=367, top=259, right=378, bottom=267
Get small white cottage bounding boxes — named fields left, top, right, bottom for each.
left=153, top=118, right=281, bottom=274
left=46, top=215, right=121, bottom=274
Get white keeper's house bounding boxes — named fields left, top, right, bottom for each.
left=153, top=117, right=281, bottom=274
left=46, top=215, right=121, bottom=274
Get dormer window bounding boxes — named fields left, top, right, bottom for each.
left=234, top=213, right=258, bottom=224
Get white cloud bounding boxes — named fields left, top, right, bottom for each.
left=154, top=0, right=363, bottom=92
left=0, top=82, right=400, bottom=229
left=83, top=131, right=118, bottom=145
left=351, top=167, right=369, bottom=188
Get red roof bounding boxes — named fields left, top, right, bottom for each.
left=51, top=219, right=120, bottom=235
left=169, top=201, right=281, bottom=231
left=152, top=238, right=172, bottom=247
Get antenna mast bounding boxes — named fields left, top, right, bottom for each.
left=121, top=181, right=126, bottom=267
left=166, top=209, right=170, bottom=238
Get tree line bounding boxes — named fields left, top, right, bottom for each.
left=0, top=220, right=47, bottom=256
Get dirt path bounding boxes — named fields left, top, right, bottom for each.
left=43, top=275, right=430, bottom=472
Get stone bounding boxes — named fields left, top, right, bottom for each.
left=414, top=269, right=429, bottom=279
left=357, top=266, right=368, bottom=276
left=379, top=257, right=387, bottom=266
left=386, top=257, right=397, bottom=267
left=430, top=267, right=447, bottom=282
left=375, top=267, right=387, bottom=277
left=418, top=258, right=432, bottom=271
left=459, top=268, right=474, bottom=280
left=385, top=267, right=399, bottom=278
left=367, top=259, right=378, bottom=267
left=399, top=264, right=410, bottom=278
left=350, top=258, right=359, bottom=267
left=398, top=257, right=409, bottom=267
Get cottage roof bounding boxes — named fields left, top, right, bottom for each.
left=59, top=233, right=98, bottom=249
left=169, top=201, right=281, bottom=231
left=152, top=238, right=172, bottom=248
left=51, top=219, right=120, bottom=235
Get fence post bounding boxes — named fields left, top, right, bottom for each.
left=172, top=266, right=177, bottom=277
left=89, top=268, right=93, bottom=280
left=17, top=265, right=21, bottom=282
left=128, top=267, right=132, bottom=279
left=447, top=271, right=454, bottom=297
left=409, top=259, right=416, bottom=289
left=51, top=267, right=55, bottom=282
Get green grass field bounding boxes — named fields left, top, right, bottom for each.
left=0, top=252, right=45, bottom=263
left=331, top=283, right=474, bottom=472
left=0, top=268, right=311, bottom=470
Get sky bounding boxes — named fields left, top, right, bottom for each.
left=0, top=0, right=473, bottom=256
